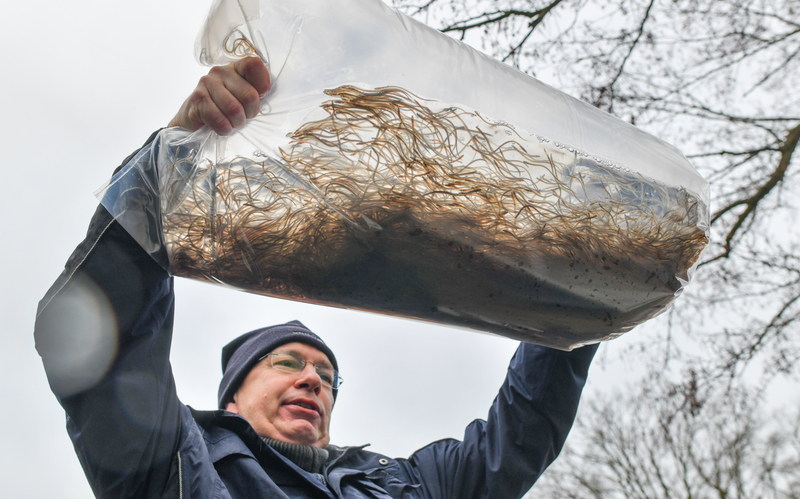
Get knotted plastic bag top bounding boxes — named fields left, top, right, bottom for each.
left=97, top=0, right=709, bottom=350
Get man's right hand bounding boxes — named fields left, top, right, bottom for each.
left=168, top=57, right=271, bottom=136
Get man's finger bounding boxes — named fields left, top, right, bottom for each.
left=185, top=84, right=233, bottom=135
left=234, top=57, right=271, bottom=97
left=202, top=68, right=249, bottom=130
left=218, top=68, right=264, bottom=121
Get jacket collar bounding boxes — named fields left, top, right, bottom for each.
left=188, top=407, right=375, bottom=497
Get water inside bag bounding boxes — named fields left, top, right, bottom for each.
left=157, top=86, right=708, bottom=349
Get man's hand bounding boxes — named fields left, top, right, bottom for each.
left=168, top=57, right=271, bottom=136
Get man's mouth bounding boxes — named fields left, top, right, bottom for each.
left=286, top=399, right=320, bottom=414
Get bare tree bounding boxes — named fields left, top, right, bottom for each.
left=393, top=3, right=800, bottom=494
left=527, top=376, right=800, bottom=498
left=395, top=0, right=800, bottom=385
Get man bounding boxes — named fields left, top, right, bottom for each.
left=34, top=57, right=597, bottom=499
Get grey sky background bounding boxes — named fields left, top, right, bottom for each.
left=2, top=1, right=657, bottom=497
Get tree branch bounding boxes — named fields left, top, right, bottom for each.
left=704, top=123, right=800, bottom=263
left=598, top=0, right=656, bottom=111
left=438, top=0, right=566, bottom=56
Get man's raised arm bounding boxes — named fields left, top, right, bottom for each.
left=33, top=57, right=270, bottom=498
left=399, top=342, right=598, bottom=499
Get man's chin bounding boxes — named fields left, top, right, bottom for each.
left=277, top=421, right=327, bottom=447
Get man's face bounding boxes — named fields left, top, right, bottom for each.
left=226, top=342, right=334, bottom=447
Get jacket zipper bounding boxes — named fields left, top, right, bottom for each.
left=177, top=450, right=184, bottom=499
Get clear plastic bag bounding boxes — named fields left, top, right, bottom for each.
left=97, top=0, right=709, bottom=350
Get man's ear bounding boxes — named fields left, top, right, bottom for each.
left=225, top=393, right=239, bottom=414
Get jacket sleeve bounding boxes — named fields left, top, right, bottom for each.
left=400, top=341, right=598, bottom=499
left=34, top=131, right=185, bottom=498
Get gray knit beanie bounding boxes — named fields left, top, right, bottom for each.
left=217, top=320, right=338, bottom=408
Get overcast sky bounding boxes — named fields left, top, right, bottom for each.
left=0, top=1, right=660, bottom=497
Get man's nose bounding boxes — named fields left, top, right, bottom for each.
left=294, top=363, right=322, bottom=391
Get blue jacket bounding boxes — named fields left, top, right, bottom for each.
left=34, top=135, right=597, bottom=499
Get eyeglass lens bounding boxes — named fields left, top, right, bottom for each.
left=268, top=352, right=341, bottom=389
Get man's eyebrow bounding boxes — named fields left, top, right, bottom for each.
left=311, top=356, right=334, bottom=370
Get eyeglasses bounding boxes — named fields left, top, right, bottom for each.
left=259, top=352, right=343, bottom=390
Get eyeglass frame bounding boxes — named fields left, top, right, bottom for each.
left=258, top=351, right=343, bottom=390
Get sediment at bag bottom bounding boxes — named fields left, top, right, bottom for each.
left=168, top=215, right=685, bottom=348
